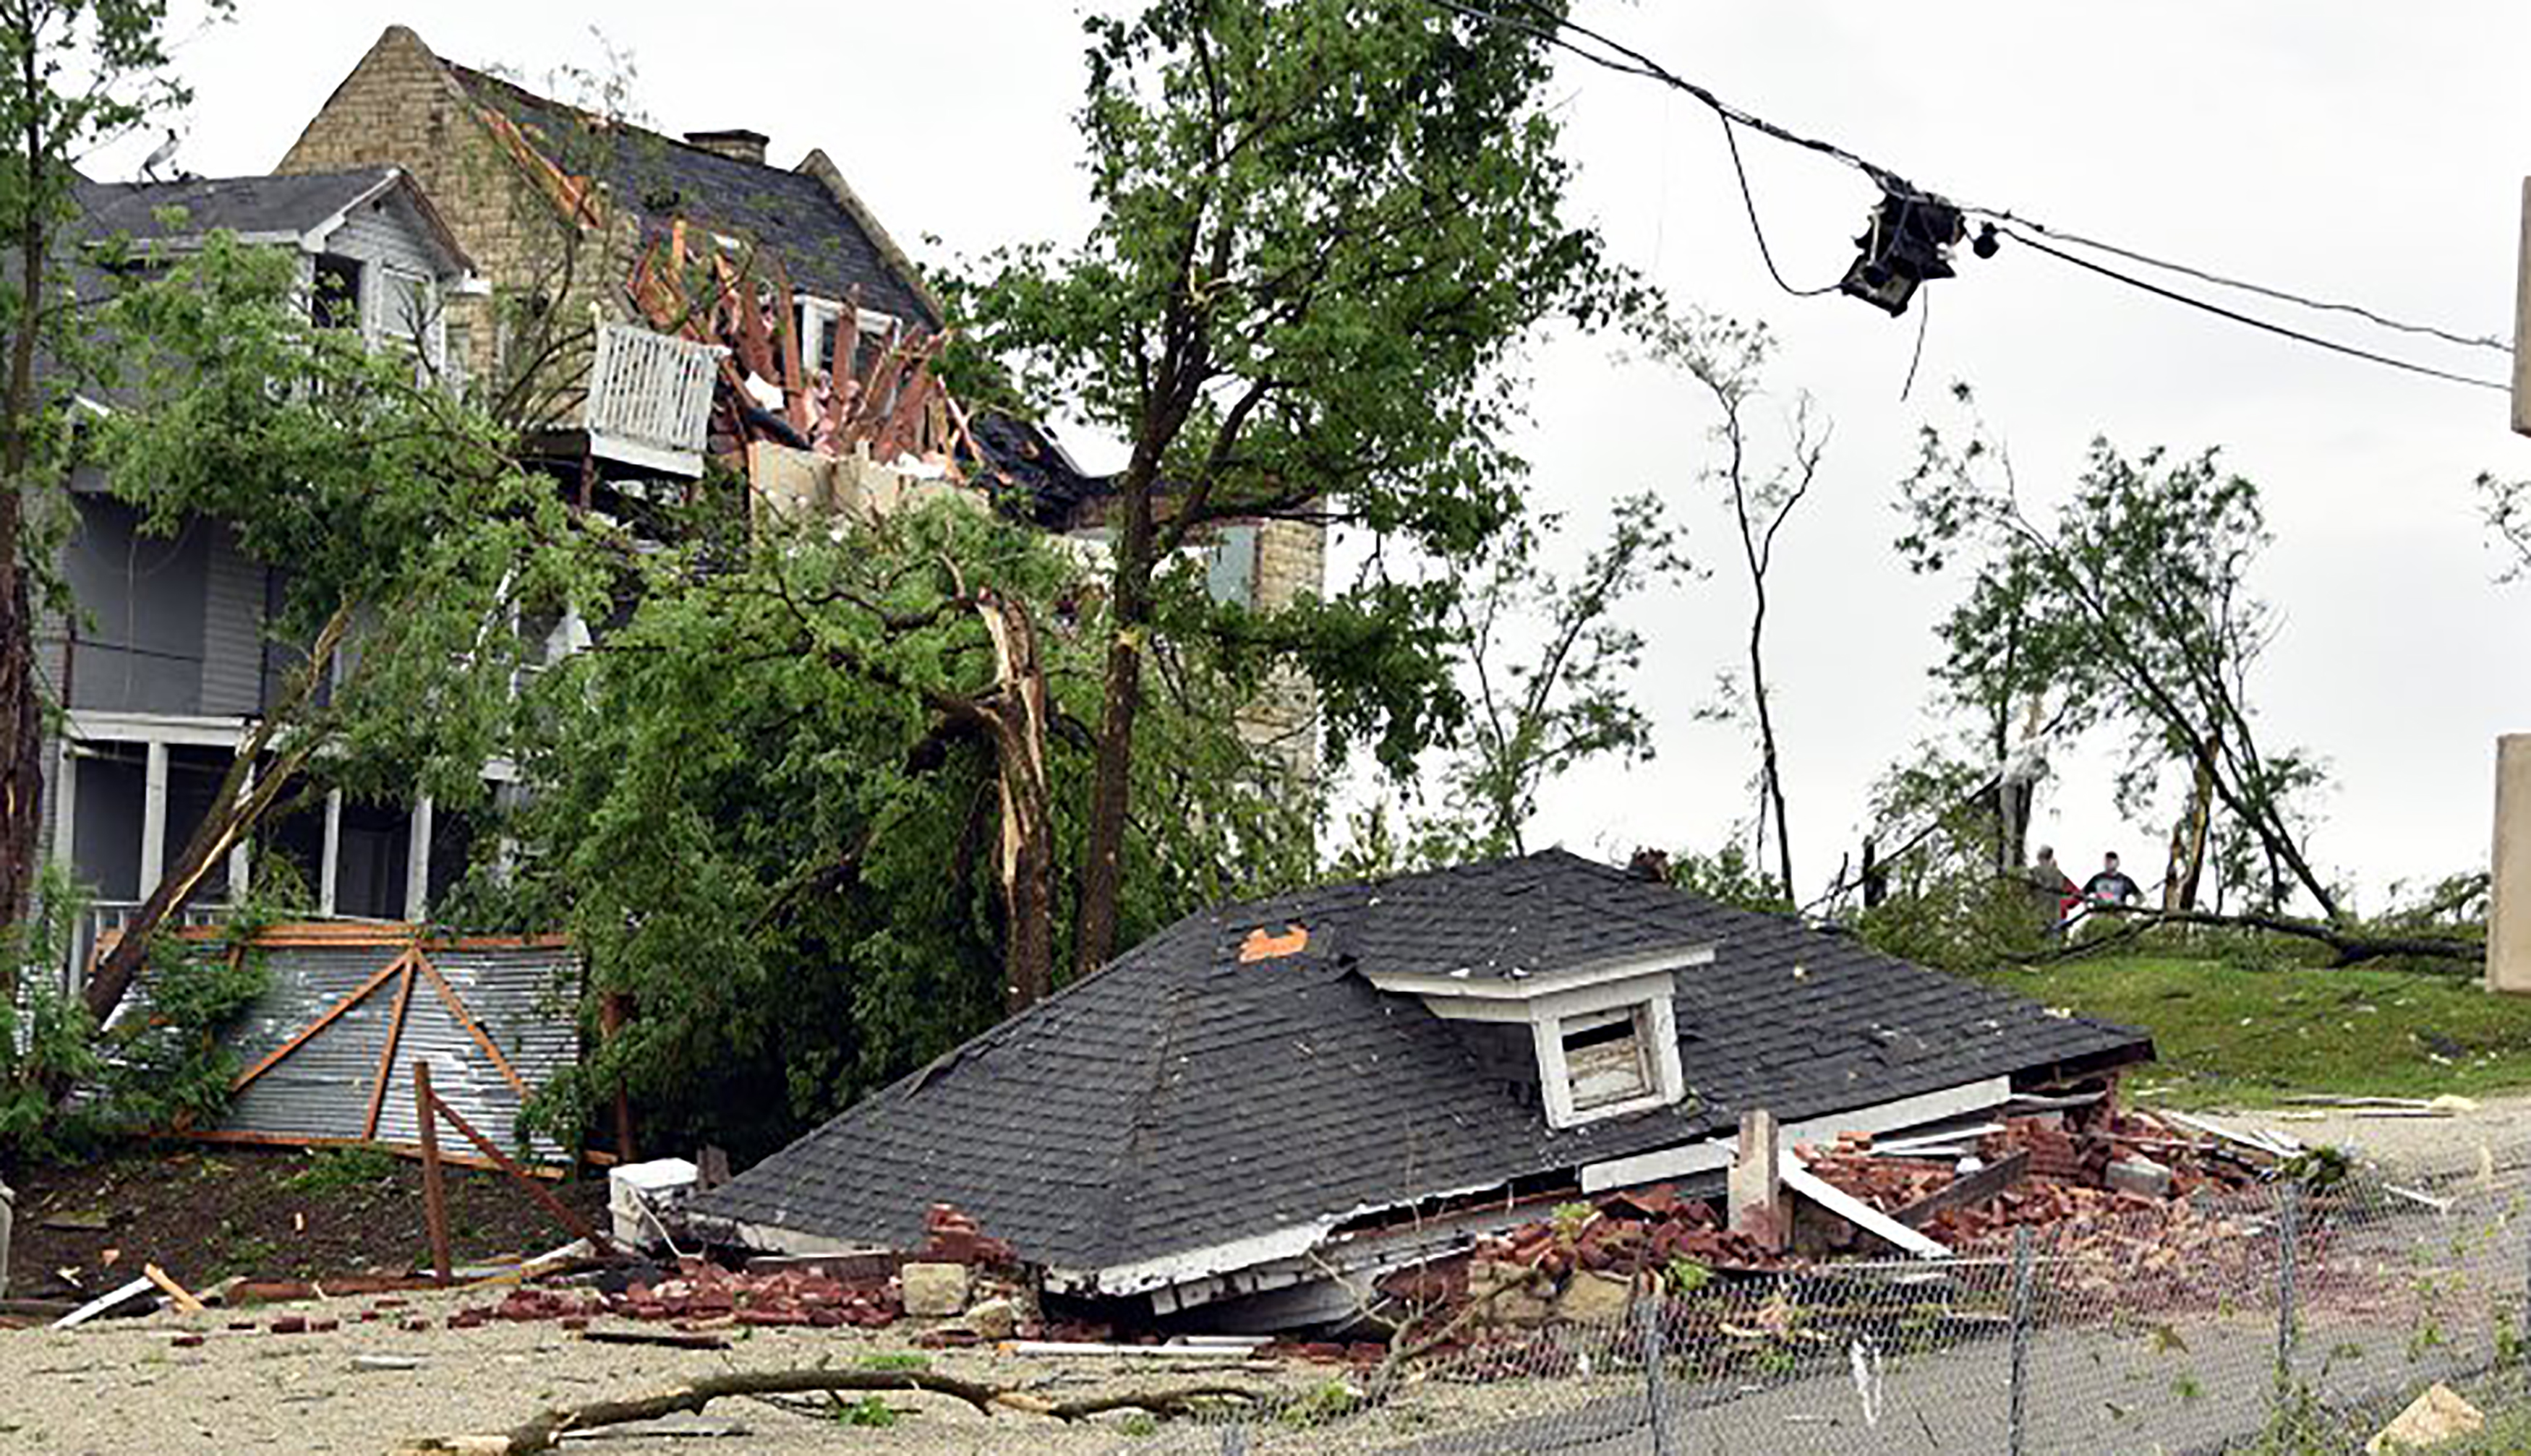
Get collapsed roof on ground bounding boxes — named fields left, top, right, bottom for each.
left=691, top=849, right=2152, bottom=1325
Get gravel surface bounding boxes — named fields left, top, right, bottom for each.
left=2195, top=1091, right=2531, bottom=1175
left=0, top=1285, right=1303, bottom=1455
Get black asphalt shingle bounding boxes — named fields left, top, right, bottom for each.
left=452, top=68, right=936, bottom=330
left=693, top=849, right=2151, bottom=1279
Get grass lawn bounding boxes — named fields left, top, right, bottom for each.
left=1969, top=955, right=2531, bottom=1108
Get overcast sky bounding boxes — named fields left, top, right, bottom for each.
left=103, top=1, right=2531, bottom=907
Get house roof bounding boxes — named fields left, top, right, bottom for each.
left=692, top=849, right=2151, bottom=1281
left=965, top=410, right=1111, bottom=529
left=74, top=168, right=469, bottom=272
left=448, top=66, right=937, bottom=330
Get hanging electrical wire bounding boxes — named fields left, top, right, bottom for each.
left=1715, top=113, right=1840, bottom=299
left=1433, top=0, right=2515, bottom=383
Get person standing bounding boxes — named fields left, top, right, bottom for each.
left=2083, top=851, right=2142, bottom=908
left=2029, top=846, right=2078, bottom=933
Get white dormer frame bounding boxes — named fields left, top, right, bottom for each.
left=1367, top=943, right=1708, bottom=1130
left=795, top=293, right=903, bottom=377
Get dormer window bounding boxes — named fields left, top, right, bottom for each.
left=1363, top=941, right=1704, bottom=1130
left=1563, top=1009, right=1653, bottom=1110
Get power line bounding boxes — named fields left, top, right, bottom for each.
left=1436, top=0, right=2514, bottom=380
left=1989, top=213, right=2513, bottom=355
left=2000, top=228, right=2509, bottom=393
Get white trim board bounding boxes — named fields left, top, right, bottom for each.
left=1577, top=1075, right=2013, bottom=1194
left=1783, top=1151, right=1949, bottom=1259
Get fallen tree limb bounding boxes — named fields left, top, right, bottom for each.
left=398, top=1369, right=1270, bottom=1452
left=2016, top=907, right=2481, bottom=970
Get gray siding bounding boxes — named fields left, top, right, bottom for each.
left=200, top=521, right=265, bottom=716
left=59, top=497, right=209, bottom=715
left=326, top=192, right=448, bottom=359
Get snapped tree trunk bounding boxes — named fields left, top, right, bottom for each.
left=970, top=589, right=1057, bottom=1014
left=81, top=604, right=351, bottom=1029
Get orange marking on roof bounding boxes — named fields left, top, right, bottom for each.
left=1239, top=925, right=1310, bottom=963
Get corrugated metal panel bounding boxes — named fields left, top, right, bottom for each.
left=208, top=934, right=580, bottom=1163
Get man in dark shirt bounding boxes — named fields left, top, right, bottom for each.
left=2083, top=851, right=2141, bottom=908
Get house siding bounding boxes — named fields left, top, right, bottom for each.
left=200, top=521, right=265, bottom=716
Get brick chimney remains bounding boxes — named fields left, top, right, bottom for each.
left=683, top=129, right=769, bottom=166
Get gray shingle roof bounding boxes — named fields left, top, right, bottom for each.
left=75, top=169, right=396, bottom=247
left=693, top=849, right=2151, bottom=1278
left=451, top=68, right=936, bottom=329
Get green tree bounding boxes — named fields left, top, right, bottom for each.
left=0, top=0, right=220, bottom=950
left=947, top=0, right=1623, bottom=978
left=1900, top=396, right=2336, bottom=919
left=483, top=497, right=1314, bottom=1154
left=80, top=231, right=594, bottom=1027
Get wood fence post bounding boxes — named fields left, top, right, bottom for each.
left=416, top=1059, right=452, bottom=1286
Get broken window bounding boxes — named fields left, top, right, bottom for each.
left=312, top=253, right=363, bottom=330
left=1561, top=1008, right=1654, bottom=1112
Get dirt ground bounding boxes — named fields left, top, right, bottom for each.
left=0, top=1282, right=1314, bottom=1455
left=6, top=1144, right=610, bottom=1302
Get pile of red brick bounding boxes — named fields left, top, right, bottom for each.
left=1798, top=1108, right=2264, bottom=1247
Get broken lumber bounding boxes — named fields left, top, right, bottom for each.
left=1781, top=1153, right=1948, bottom=1259
left=1892, top=1150, right=2031, bottom=1230
left=50, top=1275, right=155, bottom=1329
left=577, top=1329, right=730, bottom=1352
left=396, top=1370, right=1270, bottom=1452
left=142, top=1263, right=205, bottom=1314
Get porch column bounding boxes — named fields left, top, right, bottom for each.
left=404, top=795, right=433, bottom=922
left=137, top=740, right=169, bottom=899
left=318, top=788, right=342, bottom=917
left=49, top=735, right=75, bottom=877
left=226, top=755, right=254, bottom=903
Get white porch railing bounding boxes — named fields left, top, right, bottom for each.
left=584, top=321, right=722, bottom=478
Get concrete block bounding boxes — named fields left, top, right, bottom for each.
left=607, top=1158, right=697, bottom=1250
left=2367, top=1381, right=2483, bottom=1452
left=963, top=1295, right=1018, bottom=1341
left=2104, top=1156, right=2172, bottom=1199
left=899, top=1261, right=969, bottom=1317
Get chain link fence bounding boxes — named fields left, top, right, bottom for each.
left=1115, top=1152, right=2531, bottom=1454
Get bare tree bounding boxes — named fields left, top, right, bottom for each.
left=1646, top=312, right=1824, bottom=905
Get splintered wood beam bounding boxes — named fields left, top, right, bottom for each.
left=1891, top=1149, right=2031, bottom=1229
left=229, top=948, right=415, bottom=1093
left=869, top=354, right=940, bottom=463
left=822, top=288, right=861, bottom=440
left=416, top=1059, right=453, bottom=1285
left=768, top=254, right=808, bottom=433
left=733, top=262, right=774, bottom=384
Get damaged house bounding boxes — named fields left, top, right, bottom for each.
left=276, top=23, right=1328, bottom=785
left=44, top=166, right=483, bottom=975
left=690, top=849, right=2152, bottom=1330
